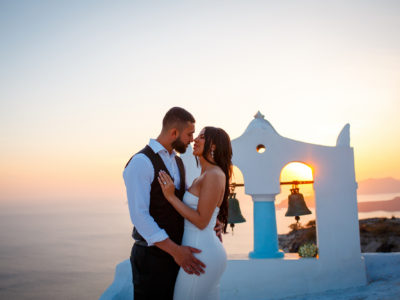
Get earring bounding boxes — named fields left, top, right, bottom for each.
left=211, top=150, right=214, bottom=159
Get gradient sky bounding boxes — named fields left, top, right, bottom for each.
left=1, top=1, right=399, bottom=203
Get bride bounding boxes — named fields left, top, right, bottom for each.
left=158, top=126, right=232, bottom=300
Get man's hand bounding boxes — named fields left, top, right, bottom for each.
left=214, top=219, right=224, bottom=242
left=154, top=238, right=206, bottom=276
left=173, top=245, right=206, bottom=276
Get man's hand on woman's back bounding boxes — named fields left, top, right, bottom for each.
left=173, top=245, right=206, bottom=276
left=154, top=238, right=206, bottom=276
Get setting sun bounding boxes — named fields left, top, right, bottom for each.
left=280, top=162, right=314, bottom=182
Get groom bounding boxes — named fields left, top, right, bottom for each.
left=124, top=107, right=207, bottom=300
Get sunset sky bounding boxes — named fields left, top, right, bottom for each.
left=1, top=1, right=399, bottom=204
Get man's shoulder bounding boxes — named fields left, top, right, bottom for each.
left=124, top=152, right=153, bottom=174
left=130, top=152, right=152, bottom=166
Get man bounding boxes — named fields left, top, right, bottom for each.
left=123, top=107, right=206, bottom=300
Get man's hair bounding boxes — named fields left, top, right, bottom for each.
left=162, top=107, right=195, bottom=131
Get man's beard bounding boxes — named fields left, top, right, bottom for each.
left=172, top=136, right=187, bottom=154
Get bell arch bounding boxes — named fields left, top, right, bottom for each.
left=224, top=112, right=365, bottom=298
left=276, top=161, right=317, bottom=253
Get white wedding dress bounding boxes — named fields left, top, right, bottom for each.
left=173, top=191, right=227, bottom=300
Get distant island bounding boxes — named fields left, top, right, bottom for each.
left=358, top=177, right=400, bottom=194
left=358, top=197, right=400, bottom=212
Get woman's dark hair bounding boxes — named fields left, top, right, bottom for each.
left=202, top=126, right=233, bottom=233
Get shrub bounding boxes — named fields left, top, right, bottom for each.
left=298, top=243, right=318, bottom=257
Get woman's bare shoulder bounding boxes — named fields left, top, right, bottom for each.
left=204, top=167, right=225, bottom=182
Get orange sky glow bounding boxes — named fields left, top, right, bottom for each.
left=1, top=1, right=399, bottom=204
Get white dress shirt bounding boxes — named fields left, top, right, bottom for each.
left=123, top=139, right=182, bottom=246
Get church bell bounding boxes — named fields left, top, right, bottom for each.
left=285, top=186, right=312, bottom=220
left=228, top=192, right=246, bottom=234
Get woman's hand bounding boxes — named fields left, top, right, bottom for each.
left=158, top=170, right=175, bottom=201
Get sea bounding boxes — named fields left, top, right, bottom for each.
left=1, top=191, right=399, bottom=300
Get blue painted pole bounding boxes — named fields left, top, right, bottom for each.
left=249, top=196, right=284, bottom=259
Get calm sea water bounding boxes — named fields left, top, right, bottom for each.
left=0, top=192, right=399, bottom=300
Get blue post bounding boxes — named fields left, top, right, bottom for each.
left=249, top=197, right=284, bottom=259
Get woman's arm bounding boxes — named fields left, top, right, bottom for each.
left=158, top=170, right=224, bottom=230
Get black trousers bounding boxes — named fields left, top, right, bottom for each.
left=130, top=243, right=180, bottom=300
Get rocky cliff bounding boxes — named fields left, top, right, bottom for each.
left=278, top=217, right=400, bottom=253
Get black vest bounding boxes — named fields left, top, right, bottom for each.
left=126, top=145, right=186, bottom=246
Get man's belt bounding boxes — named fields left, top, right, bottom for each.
left=132, top=227, right=149, bottom=247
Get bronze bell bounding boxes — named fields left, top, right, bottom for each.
left=285, top=187, right=312, bottom=220
left=228, top=192, right=246, bottom=234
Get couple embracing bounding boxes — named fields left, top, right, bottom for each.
left=123, top=107, right=232, bottom=300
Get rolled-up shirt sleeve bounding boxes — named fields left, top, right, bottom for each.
left=123, top=154, right=168, bottom=246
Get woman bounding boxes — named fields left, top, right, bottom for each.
left=158, top=126, right=232, bottom=300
